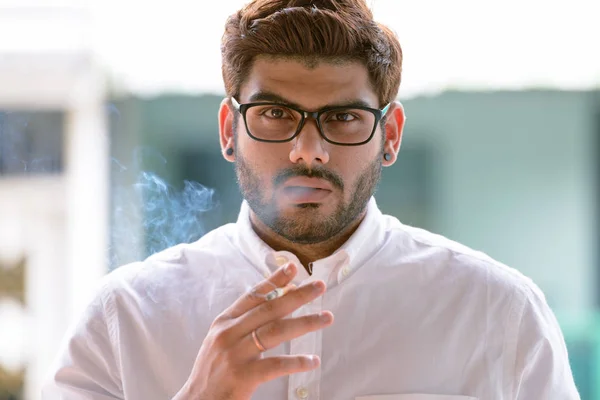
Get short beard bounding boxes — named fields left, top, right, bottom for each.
left=235, top=151, right=382, bottom=244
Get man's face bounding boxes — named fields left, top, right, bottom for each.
left=230, top=57, right=387, bottom=244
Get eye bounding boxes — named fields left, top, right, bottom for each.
left=270, top=109, right=283, bottom=118
left=266, top=108, right=286, bottom=119
left=251, top=105, right=298, bottom=122
left=334, top=112, right=355, bottom=122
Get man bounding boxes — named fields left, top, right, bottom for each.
left=43, top=0, right=580, bottom=399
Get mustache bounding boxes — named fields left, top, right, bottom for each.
left=273, top=165, right=344, bottom=191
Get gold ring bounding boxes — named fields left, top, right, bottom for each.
left=252, top=329, right=267, bottom=352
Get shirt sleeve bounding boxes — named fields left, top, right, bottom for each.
left=42, top=282, right=123, bottom=399
left=511, top=282, right=581, bottom=400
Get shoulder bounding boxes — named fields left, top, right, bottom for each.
left=382, top=215, right=544, bottom=302
left=98, top=223, right=242, bottom=310
left=120, top=222, right=237, bottom=271
left=382, top=218, right=569, bottom=363
left=144, top=222, right=238, bottom=265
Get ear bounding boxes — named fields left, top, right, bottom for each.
left=382, top=101, right=406, bottom=167
left=218, top=97, right=236, bottom=162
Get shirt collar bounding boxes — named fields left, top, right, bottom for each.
left=233, top=197, right=387, bottom=287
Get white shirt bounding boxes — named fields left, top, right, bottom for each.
left=43, top=198, right=580, bottom=400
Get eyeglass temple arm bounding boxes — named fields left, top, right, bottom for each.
left=230, top=97, right=241, bottom=110
left=381, top=103, right=391, bottom=115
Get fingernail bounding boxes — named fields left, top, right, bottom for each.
left=319, top=311, right=332, bottom=323
left=308, top=355, right=320, bottom=366
left=312, top=281, right=324, bottom=292
left=283, top=263, right=294, bottom=275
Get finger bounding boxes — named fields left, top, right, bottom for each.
left=250, top=355, right=320, bottom=382
left=238, top=311, right=334, bottom=358
left=226, top=262, right=297, bottom=319
left=236, top=280, right=327, bottom=335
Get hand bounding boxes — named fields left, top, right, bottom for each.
left=174, top=263, right=334, bottom=400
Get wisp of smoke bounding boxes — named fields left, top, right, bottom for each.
left=110, top=149, right=217, bottom=270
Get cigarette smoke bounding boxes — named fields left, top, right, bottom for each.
left=110, top=147, right=217, bottom=270
left=110, top=148, right=277, bottom=303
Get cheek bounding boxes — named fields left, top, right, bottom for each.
left=334, top=149, right=375, bottom=180
left=240, top=141, right=290, bottom=178
left=254, top=147, right=288, bottom=171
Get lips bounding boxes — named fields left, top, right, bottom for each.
left=281, top=177, right=333, bottom=203
left=283, top=177, right=333, bottom=191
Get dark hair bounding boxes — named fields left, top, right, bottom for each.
left=221, top=0, right=403, bottom=107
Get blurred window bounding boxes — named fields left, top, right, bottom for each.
left=0, top=111, right=63, bottom=175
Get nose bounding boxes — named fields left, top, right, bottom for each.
left=289, top=118, right=330, bottom=166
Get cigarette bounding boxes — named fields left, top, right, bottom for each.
left=265, top=284, right=294, bottom=301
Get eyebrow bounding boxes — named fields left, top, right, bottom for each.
left=247, top=90, right=377, bottom=111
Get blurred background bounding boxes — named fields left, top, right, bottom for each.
left=0, top=0, right=599, bottom=399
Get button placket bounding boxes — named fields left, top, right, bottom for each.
left=288, top=292, right=323, bottom=400
left=283, top=255, right=336, bottom=399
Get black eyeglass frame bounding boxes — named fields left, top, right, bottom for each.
left=230, top=97, right=391, bottom=146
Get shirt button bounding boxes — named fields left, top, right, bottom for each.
left=342, top=266, right=350, bottom=277
left=275, top=256, right=288, bottom=266
left=296, top=387, right=309, bottom=399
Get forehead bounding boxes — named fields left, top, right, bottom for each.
left=239, top=56, right=379, bottom=109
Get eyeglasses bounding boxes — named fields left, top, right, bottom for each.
left=231, top=97, right=390, bottom=146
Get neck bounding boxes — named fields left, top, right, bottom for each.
left=249, top=210, right=367, bottom=273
